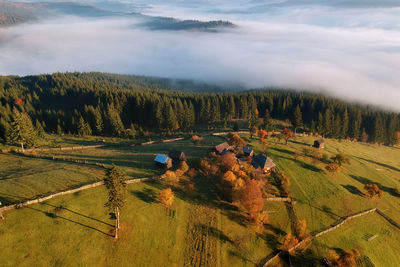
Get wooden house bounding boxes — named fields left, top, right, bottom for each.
left=251, top=153, right=276, bottom=173
left=214, top=142, right=231, bottom=154
left=242, top=146, right=254, bottom=157
left=168, top=150, right=186, bottom=162
left=313, top=139, right=325, bottom=149
left=154, top=154, right=172, bottom=169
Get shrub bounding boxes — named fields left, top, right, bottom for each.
left=164, top=170, right=179, bottom=185
left=239, top=179, right=264, bottom=215
left=331, top=153, right=350, bottom=166
left=159, top=188, right=174, bottom=207
left=227, top=132, right=247, bottom=148
left=295, top=220, right=309, bottom=240
left=364, top=184, right=384, bottom=198
left=325, top=163, right=340, bottom=173
left=281, top=233, right=299, bottom=251
left=191, top=135, right=204, bottom=145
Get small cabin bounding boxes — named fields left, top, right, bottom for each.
left=154, top=154, right=172, bottom=169
left=168, top=150, right=186, bottom=162
left=313, top=139, right=325, bottom=149
left=214, top=142, right=231, bottom=155
left=251, top=153, right=276, bottom=173
left=242, top=146, right=254, bottom=157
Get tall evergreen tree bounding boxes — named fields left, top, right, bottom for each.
left=341, top=109, right=349, bottom=139
left=386, top=115, right=398, bottom=146
left=351, top=111, right=362, bottom=139
left=107, top=105, right=124, bottom=137
left=373, top=114, right=385, bottom=144
left=292, top=104, right=303, bottom=134
left=9, top=108, right=37, bottom=150
left=104, top=165, right=127, bottom=239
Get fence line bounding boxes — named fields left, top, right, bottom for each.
left=0, top=176, right=163, bottom=217
left=263, top=208, right=377, bottom=267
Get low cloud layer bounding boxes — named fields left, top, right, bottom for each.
left=1, top=1, right=400, bottom=110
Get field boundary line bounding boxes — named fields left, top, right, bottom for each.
left=0, top=175, right=163, bottom=217
left=263, top=208, right=377, bottom=267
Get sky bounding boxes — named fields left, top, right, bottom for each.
left=1, top=0, right=400, bottom=110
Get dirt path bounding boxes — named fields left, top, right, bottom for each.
left=184, top=205, right=218, bottom=267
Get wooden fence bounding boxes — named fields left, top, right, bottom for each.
left=0, top=176, right=163, bottom=217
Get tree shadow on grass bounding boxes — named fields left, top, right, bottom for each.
left=26, top=206, right=113, bottom=237
left=355, top=157, right=400, bottom=173
left=43, top=203, right=113, bottom=227
left=196, top=224, right=234, bottom=244
left=341, top=184, right=365, bottom=197
left=131, top=188, right=158, bottom=204
left=350, top=175, right=400, bottom=197
left=269, top=147, right=295, bottom=156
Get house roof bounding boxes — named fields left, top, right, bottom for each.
left=168, top=150, right=184, bottom=159
left=252, top=153, right=276, bottom=170
left=242, top=146, right=253, bottom=154
left=215, top=142, right=230, bottom=153
left=154, top=154, right=170, bottom=164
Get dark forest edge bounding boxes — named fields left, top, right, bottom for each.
left=0, top=72, right=399, bottom=149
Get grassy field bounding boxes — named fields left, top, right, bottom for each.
left=37, top=136, right=225, bottom=178
left=1, top=133, right=400, bottom=266
left=0, top=153, right=104, bottom=204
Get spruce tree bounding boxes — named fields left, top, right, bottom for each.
left=386, top=115, right=398, bottom=146
left=341, top=109, right=349, bottom=139
left=104, top=165, right=127, bottom=239
left=351, top=111, right=362, bottom=139
left=35, top=119, right=45, bottom=138
left=373, top=114, right=385, bottom=144
left=263, top=109, right=273, bottom=131
left=292, top=105, right=303, bottom=134
left=9, top=108, right=37, bottom=150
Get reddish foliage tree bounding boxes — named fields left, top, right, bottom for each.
left=364, top=184, right=384, bottom=198
left=258, top=129, right=267, bottom=141
left=219, top=153, right=237, bottom=171
left=14, top=98, right=24, bottom=105
left=227, top=132, right=247, bottom=148
left=191, top=135, right=204, bottom=145
left=280, top=128, right=295, bottom=145
left=239, top=179, right=264, bottom=215
left=159, top=188, right=175, bottom=207
left=336, top=249, right=360, bottom=267
left=281, top=233, right=299, bottom=251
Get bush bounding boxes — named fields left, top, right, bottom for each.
left=159, top=188, right=174, bottom=207
left=325, top=163, right=340, bottom=173
left=191, top=135, right=204, bottom=145
left=164, top=170, right=179, bottom=185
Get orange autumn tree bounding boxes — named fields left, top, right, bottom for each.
left=191, top=135, right=204, bottom=145
left=159, top=188, right=175, bottom=207
left=364, top=184, right=384, bottom=198
left=164, top=170, right=179, bottom=186
left=239, top=179, right=264, bottom=221
left=227, top=132, right=247, bottom=148
left=328, top=248, right=360, bottom=267
left=295, top=220, right=309, bottom=240
left=219, top=152, right=237, bottom=171
left=281, top=233, right=299, bottom=251
left=280, top=128, right=295, bottom=145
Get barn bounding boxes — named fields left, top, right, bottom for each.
left=168, top=150, right=186, bottom=162
left=313, top=139, right=325, bottom=149
left=242, top=146, right=254, bottom=157
left=154, top=154, right=172, bottom=169
left=214, top=142, right=231, bottom=154
left=251, top=153, right=276, bottom=173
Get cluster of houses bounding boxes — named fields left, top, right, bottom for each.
left=214, top=142, right=276, bottom=174
left=154, top=138, right=324, bottom=170
left=154, top=150, right=186, bottom=169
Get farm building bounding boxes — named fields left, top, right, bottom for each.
left=313, top=139, right=325, bottom=149
left=214, top=142, right=231, bottom=154
left=154, top=154, right=172, bottom=169
left=251, top=153, right=276, bottom=173
left=168, top=150, right=186, bottom=162
left=242, top=147, right=254, bottom=157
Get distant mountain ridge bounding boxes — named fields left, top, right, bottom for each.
left=0, top=0, right=237, bottom=31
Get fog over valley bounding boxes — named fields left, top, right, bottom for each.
left=1, top=0, right=400, bottom=110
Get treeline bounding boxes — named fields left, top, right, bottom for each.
left=0, top=72, right=399, bottom=146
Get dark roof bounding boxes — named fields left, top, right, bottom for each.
left=242, top=147, right=253, bottom=154
left=215, top=142, right=230, bottom=153
left=221, top=149, right=234, bottom=155
left=154, top=154, right=170, bottom=164
left=168, top=150, right=185, bottom=160
left=252, top=153, right=276, bottom=170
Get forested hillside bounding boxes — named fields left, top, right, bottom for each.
left=0, top=72, right=398, bottom=146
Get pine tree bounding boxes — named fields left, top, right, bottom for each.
left=292, top=105, right=303, bottom=134
left=164, top=101, right=179, bottom=131
left=9, top=108, right=37, bottom=150
left=386, top=115, right=398, bottom=146
left=373, top=114, right=385, bottom=144
left=263, top=109, right=273, bottom=131
left=77, top=117, right=92, bottom=136
left=316, top=112, right=324, bottom=135
left=228, top=95, right=236, bottom=120
left=107, top=105, right=124, bottom=137
left=324, top=108, right=333, bottom=137
left=35, top=119, right=45, bottom=138
left=104, top=165, right=127, bottom=239
left=333, top=114, right=342, bottom=139
left=0, top=117, right=10, bottom=142
left=351, top=111, right=362, bottom=139
left=341, top=109, right=349, bottom=139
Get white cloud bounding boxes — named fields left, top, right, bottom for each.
left=1, top=1, right=400, bottom=110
